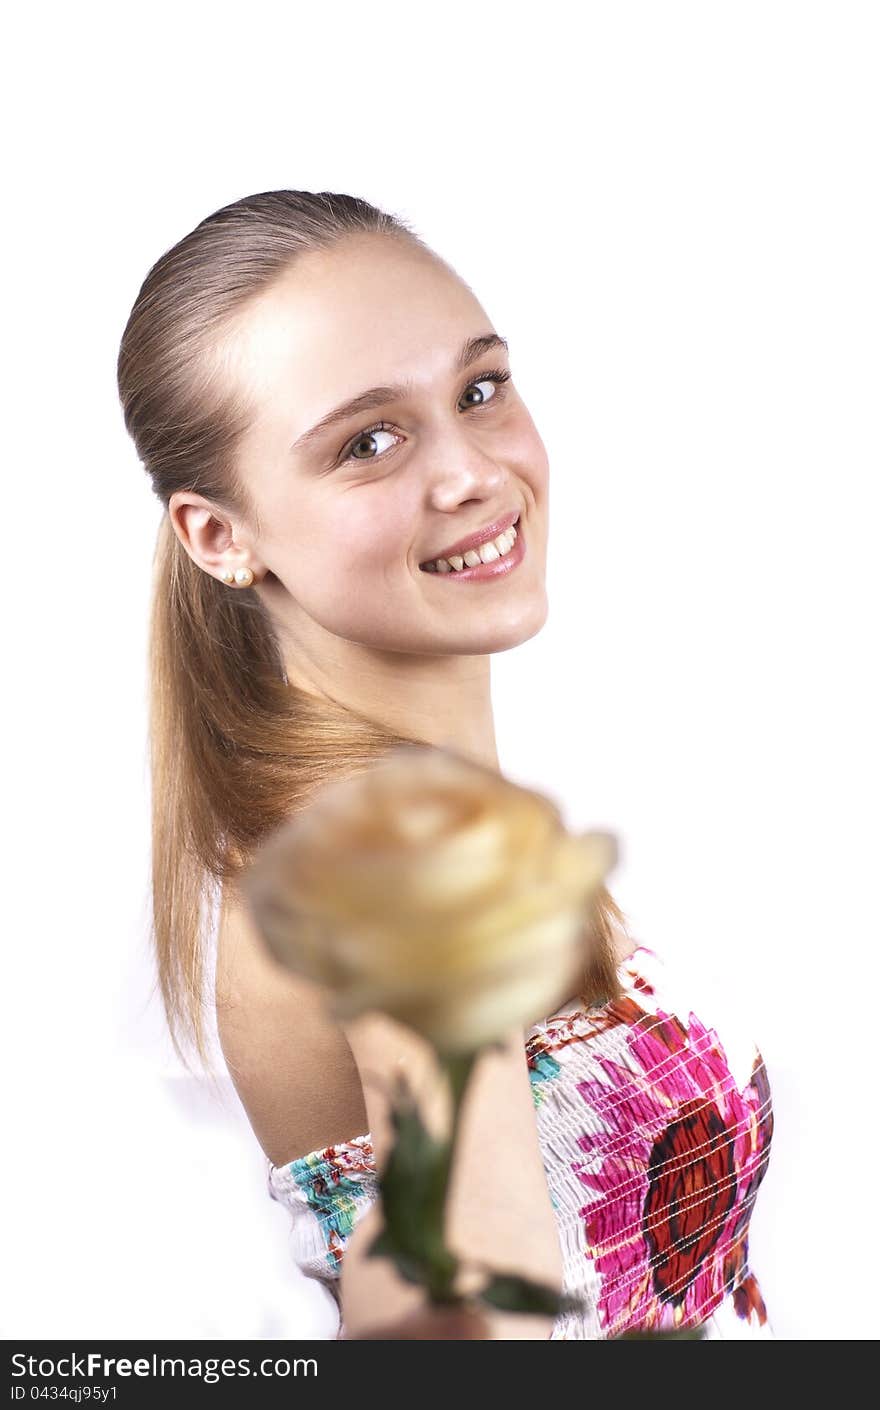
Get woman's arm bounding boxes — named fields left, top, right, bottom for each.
left=216, top=882, right=370, bottom=1164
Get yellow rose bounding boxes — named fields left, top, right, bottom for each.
left=242, top=744, right=618, bottom=1053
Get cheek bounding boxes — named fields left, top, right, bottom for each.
left=513, top=423, right=547, bottom=496
left=510, top=414, right=550, bottom=494
left=355, top=499, right=408, bottom=554
left=308, top=496, right=413, bottom=576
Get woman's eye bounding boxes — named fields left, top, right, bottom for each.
left=458, top=378, right=499, bottom=410
left=347, top=427, right=399, bottom=461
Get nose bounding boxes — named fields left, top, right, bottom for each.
left=423, top=417, right=511, bottom=513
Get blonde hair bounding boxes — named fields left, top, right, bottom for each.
left=116, top=189, right=629, bottom=1071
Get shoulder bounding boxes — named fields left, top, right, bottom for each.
left=215, top=880, right=369, bottom=1165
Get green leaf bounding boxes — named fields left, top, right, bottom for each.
left=478, top=1273, right=569, bottom=1317
left=556, top=1291, right=592, bottom=1316
left=363, top=1228, right=429, bottom=1286
left=379, top=1108, right=453, bottom=1251
left=367, top=1081, right=461, bottom=1297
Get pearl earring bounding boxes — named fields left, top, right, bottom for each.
left=219, top=566, right=254, bottom=586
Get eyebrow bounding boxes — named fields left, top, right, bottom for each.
left=290, top=332, right=509, bottom=454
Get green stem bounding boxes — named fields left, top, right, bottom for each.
left=422, top=1049, right=478, bottom=1303
left=444, top=1051, right=477, bottom=1151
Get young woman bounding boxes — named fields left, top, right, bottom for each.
left=117, top=189, right=774, bottom=1340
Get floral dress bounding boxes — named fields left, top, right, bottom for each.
left=266, top=942, right=775, bottom=1339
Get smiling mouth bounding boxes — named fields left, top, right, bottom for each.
left=419, top=516, right=521, bottom=574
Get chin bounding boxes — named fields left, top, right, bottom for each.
left=480, top=598, right=550, bottom=653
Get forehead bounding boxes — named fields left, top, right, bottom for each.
left=224, top=234, right=489, bottom=432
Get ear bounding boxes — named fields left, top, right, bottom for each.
left=167, top=491, right=268, bottom=580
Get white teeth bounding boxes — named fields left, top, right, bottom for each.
left=423, top=520, right=519, bottom=574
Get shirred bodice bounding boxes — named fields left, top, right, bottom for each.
left=267, top=943, right=774, bottom=1339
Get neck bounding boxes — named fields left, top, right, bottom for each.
left=282, top=633, right=500, bottom=773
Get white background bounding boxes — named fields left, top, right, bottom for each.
left=2, top=1, right=877, bottom=1341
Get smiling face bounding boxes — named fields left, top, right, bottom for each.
left=214, top=232, right=549, bottom=667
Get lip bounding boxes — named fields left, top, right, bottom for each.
left=420, top=517, right=526, bottom=582
left=419, top=509, right=520, bottom=568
